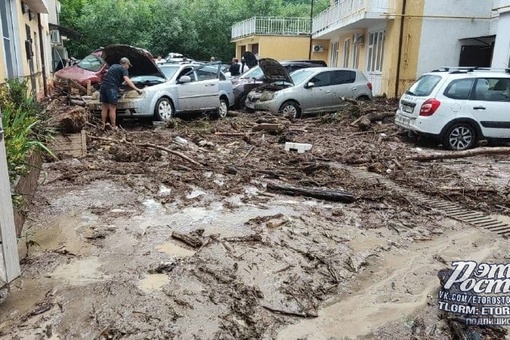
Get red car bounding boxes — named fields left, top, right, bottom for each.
left=54, top=48, right=106, bottom=88
left=54, top=45, right=154, bottom=88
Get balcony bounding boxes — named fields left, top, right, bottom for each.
left=231, top=17, right=311, bottom=40
left=312, top=0, right=396, bottom=38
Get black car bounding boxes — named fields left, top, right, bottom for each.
left=231, top=60, right=327, bottom=109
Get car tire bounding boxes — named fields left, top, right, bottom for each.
left=279, top=100, right=301, bottom=119
left=238, top=94, right=247, bottom=110
left=442, top=123, right=476, bottom=150
left=216, top=97, right=228, bottom=119
left=154, top=97, right=174, bottom=121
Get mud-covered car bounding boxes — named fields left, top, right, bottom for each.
left=87, top=45, right=232, bottom=121
left=245, top=60, right=373, bottom=118
left=54, top=46, right=155, bottom=88
left=231, top=59, right=326, bottom=109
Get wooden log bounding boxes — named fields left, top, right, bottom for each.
left=406, top=146, right=510, bottom=162
left=252, top=123, right=283, bottom=133
left=266, top=182, right=356, bottom=203
left=171, top=231, right=203, bottom=248
left=49, top=106, right=88, bottom=133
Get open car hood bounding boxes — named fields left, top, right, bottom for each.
left=102, top=44, right=164, bottom=79
left=258, top=58, right=293, bottom=84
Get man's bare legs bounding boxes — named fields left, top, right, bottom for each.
left=101, top=103, right=117, bottom=130
left=108, top=104, right=117, bottom=129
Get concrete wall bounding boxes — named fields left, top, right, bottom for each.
left=416, top=0, right=493, bottom=76
left=492, top=0, right=510, bottom=68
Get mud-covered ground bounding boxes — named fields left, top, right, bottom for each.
left=1, top=99, right=510, bottom=339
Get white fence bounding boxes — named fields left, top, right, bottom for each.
left=312, top=0, right=395, bottom=35
left=232, top=17, right=311, bottom=39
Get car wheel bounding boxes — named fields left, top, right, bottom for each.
left=154, top=97, right=174, bottom=121
left=279, top=100, right=301, bottom=118
left=238, top=94, right=247, bottom=110
left=217, top=98, right=228, bottom=119
left=442, top=123, right=476, bottom=150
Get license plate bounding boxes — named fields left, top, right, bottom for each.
left=396, top=114, right=411, bottom=126
left=402, top=104, right=413, bottom=113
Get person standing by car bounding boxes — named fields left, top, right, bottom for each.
left=229, top=58, right=241, bottom=76
left=100, top=57, right=142, bottom=130
left=240, top=58, right=249, bottom=74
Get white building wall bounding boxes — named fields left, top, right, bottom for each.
left=492, top=0, right=510, bottom=68
left=416, top=0, right=493, bottom=76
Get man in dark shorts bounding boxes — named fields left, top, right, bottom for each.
left=100, top=57, right=143, bottom=130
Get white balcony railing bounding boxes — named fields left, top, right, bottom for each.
left=232, top=17, right=311, bottom=40
left=312, top=0, right=395, bottom=36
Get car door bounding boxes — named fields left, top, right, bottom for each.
left=330, top=70, right=358, bottom=105
left=177, top=63, right=220, bottom=111
left=468, top=77, right=510, bottom=138
left=303, top=71, right=335, bottom=113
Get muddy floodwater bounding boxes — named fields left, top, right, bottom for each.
left=2, top=105, right=510, bottom=339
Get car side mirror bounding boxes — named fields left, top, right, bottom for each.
left=177, top=75, right=191, bottom=84
left=304, top=81, right=315, bottom=89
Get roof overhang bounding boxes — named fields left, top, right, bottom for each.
left=49, top=23, right=82, bottom=39
left=24, top=0, right=48, bottom=14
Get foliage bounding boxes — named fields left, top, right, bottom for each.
left=59, top=0, right=329, bottom=62
left=0, top=80, right=53, bottom=183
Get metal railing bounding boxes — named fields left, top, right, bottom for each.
left=231, top=17, right=311, bottom=40
left=312, top=0, right=396, bottom=35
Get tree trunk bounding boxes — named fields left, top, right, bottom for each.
left=266, top=182, right=356, bottom=203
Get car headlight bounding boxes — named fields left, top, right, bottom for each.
left=260, top=91, right=280, bottom=102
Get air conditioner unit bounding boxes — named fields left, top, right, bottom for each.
left=313, top=45, right=324, bottom=53
left=50, top=30, right=61, bottom=43
left=353, top=34, right=364, bottom=44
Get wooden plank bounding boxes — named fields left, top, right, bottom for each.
left=0, top=114, right=21, bottom=283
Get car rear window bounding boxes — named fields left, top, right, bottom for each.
left=406, top=74, right=441, bottom=96
left=331, top=70, right=356, bottom=84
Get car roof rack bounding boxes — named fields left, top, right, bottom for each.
left=431, top=66, right=510, bottom=74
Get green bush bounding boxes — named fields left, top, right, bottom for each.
left=0, top=79, right=53, bottom=183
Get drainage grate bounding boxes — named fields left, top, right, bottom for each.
left=345, top=166, right=510, bottom=237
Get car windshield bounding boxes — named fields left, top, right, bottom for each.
left=239, top=66, right=264, bottom=80
left=77, top=54, right=104, bottom=72
left=159, top=65, right=180, bottom=79
left=406, top=75, right=442, bottom=96
left=290, top=69, right=315, bottom=85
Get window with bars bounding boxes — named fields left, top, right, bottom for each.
left=366, top=30, right=385, bottom=73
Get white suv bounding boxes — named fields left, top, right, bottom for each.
left=395, top=67, right=510, bottom=150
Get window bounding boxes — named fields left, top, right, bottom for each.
left=444, top=79, right=474, bottom=100
left=331, top=70, right=356, bottom=85
left=0, top=0, right=16, bottom=79
left=406, top=75, right=441, bottom=96
left=367, top=30, right=385, bottom=73
left=310, top=72, right=331, bottom=87
left=330, top=41, right=339, bottom=67
left=471, top=78, right=510, bottom=102
left=352, top=42, right=360, bottom=69
left=342, top=39, right=350, bottom=67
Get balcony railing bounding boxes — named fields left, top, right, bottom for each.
left=312, top=0, right=396, bottom=36
left=231, top=17, right=311, bottom=40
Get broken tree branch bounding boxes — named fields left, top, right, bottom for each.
left=88, top=135, right=202, bottom=167
left=171, top=231, right=204, bottom=248
left=266, top=182, right=356, bottom=203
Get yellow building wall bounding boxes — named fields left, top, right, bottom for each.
left=385, top=0, right=425, bottom=97
left=233, top=35, right=328, bottom=64
left=1, top=6, right=50, bottom=100
left=0, top=36, right=6, bottom=82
